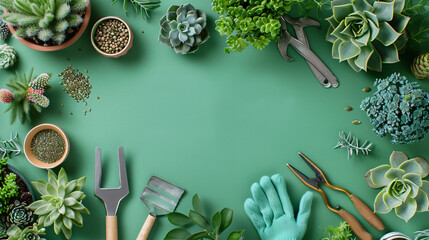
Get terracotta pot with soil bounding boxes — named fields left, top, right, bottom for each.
left=0, top=164, right=35, bottom=239
left=3, top=0, right=91, bottom=52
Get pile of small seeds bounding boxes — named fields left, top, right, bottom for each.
left=59, top=65, right=92, bottom=103
left=31, top=130, right=65, bottom=164
left=94, top=19, right=129, bottom=54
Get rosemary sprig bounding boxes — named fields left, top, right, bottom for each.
left=0, top=132, right=21, bottom=159
left=112, top=0, right=160, bottom=20
left=334, top=131, right=372, bottom=159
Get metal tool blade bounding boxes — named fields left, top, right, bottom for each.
left=94, top=147, right=129, bottom=216
left=140, top=176, right=184, bottom=217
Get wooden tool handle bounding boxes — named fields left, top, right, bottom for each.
left=136, top=214, right=156, bottom=240
left=350, top=194, right=385, bottom=231
left=106, top=216, right=118, bottom=240
left=337, top=209, right=372, bottom=240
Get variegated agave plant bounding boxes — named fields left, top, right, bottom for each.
left=28, top=168, right=90, bottom=239
left=365, top=151, right=429, bottom=222
left=326, top=0, right=410, bottom=72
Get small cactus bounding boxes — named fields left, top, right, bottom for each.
left=28, top=73, right=50, bottom=91
left=0, top=44, right=16, bottom=69
left=0, top=89, right=14, bottom=103
left=0, top=21, right=9, bottom=40
left=411, top=53, right=429, bottom=80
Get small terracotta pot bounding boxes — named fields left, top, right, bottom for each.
left=90, top=16, right=133, bottom=58
left=24, top=124, right=70, bottom=169
left=3, top=2, right=91, bottom=52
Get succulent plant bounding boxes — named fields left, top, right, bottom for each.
left=159, top=4, right=209, bottom=54
left=360, top=73, right=429, bottom=144
left=326, top=0, right=410, bottom=72
left=29, top=168, right=90, bottom=239
left=0, top=43, right=16, bottom=69
left=0, top=221, right=7, bottom=238
left=2, top=69, right=50, bottom=124
left=0, top=20, right=9, bottom=40
left=6, top=200, right=34, bottom=227
left=411, top=53, right=429, bottom=80
left=0, top=89, right=14, bottom=103
left=0, top=158, right=19, bottom=215
left=0, top=0, right=89, bottom=45
left=7, top=223, right=46, bottom=240
left=365, top=151, right=429, bottom=222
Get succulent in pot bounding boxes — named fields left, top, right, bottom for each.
left=6, top=200, right=33, bottom=227
left=326, top=0, right=410, bottom=72
left=365, top=151, right=429, bottom=222
left=411, top=53, right=429, bottom=80
left=0, top=0, right=91, bottom=51
left=0, top=44, right=16, bottom=69
left=90, top=16, right=133, bottom=58
left=159, top=4, right=209, bottom=54
left=7, top=223, right=46, bottom=240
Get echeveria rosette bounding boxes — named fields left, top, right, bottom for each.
left=7, top=223, right=46, bottom=240
left=326, top=0, right=410, bottom=72
left=6, top=200, right=34, bottom=227
left=159, top=4, right=209, bottom=54
left=28, top=168, right=90, bottom=239
left=365, top=151, right=429, bottom=222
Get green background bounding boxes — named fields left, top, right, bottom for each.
left=1, top=0, right=429, bottom=239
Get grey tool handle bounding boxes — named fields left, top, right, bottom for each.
left=136, top=214, right=156, bottom=240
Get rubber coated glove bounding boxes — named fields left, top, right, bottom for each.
left=244, top=174, right=314, bottom=240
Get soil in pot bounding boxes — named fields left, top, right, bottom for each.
left=0, top=165, right=34, bottom=239
left=94, top=19, right=129, bottom=54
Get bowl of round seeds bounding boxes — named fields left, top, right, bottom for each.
left=24, top=123, right=70, bottom=169
left=91, top=16, right=133, bottom=58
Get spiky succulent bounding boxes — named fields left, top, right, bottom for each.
left=159, top=4, right=209, bottom=54
left=0, top=89, right=14, bottom=103
left=0, top=0, right=88, bottom=45
left=28, top=168, right=90, bottom=240
left=365, top=151, right=429, bottom=222
left=7, top=223, right=46, bottom=240
left=7, top=200, right=34, bottom=227
left=411, top=53, right=429, bottom=80
left=0, top=20, right=9, bottom=40
left=2, top=69, right=50, bottom=124
left=0, top=43, right=16, bottom=69
left=360, top=73, right=429, bottom=144
left=326, top=0, right=410, bottom=72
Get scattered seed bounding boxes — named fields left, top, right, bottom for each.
left=60, top=104, right=64, bottom=108
left=83, top=110, right=87, bottom=115
left=59, top=65, right=92, bottom=104
left=85, top=102, right=87, bottom=106
left=89, top=108, right=92, bottom=112
left=345, top=106, right=353, bottom=111
left=363, top=87, right=371, bottom=92
left=69, top=112, right=73, bottom=115
left=352, top=120, right=361, bottom=125
left=31, top=130, right=65, bottom=164
left=59, top=111, right=62, bottom=115
left=85, top=69, right=88, bottom=73
left=141, top=30, right=144, bottom=34
left=96, top=96, right=100, bottom=99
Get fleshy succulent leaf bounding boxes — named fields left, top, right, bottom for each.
left=383, top=190, right=402, bottom=209
left=415, top=190, right=429, bottom=212
left=385, top=168, right=406, bottom=180
left=390, top=151, right=409, bottom=168
left=366, top=165, right=391, bottom=188
left=412, top=157, right=429, bottom=178
left=403, top=173, right=423, bottom=187
left=395, top=197, right=417, bottom=222
left=375, top=189, right=391, bottom=213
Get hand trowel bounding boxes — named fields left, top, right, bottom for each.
left=136, top=176, right=184, bottom=240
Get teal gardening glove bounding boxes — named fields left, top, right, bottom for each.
left=244, top=174, right=314, bottom=240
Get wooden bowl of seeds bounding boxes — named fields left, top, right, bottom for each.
left=24, top=123, right=70, bottom=169
left=90, top=16, right=133, bottom=58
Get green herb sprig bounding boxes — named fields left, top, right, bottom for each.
left=0, top=157, right=20, bottom=214
left=334, top=132, right=372, bottom=159
left=0, top=132, right=21, bottom=159
left=415, top=229, right=429, bottom=240
left=322, top=222, right=356, bottom=240
left=164, top=194, right=244, bottom=240
left=113, top=0, right=160, bottom=20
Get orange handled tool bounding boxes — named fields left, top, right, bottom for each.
left=287, top=152, right=384, bottom=240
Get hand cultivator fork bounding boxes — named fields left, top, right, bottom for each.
left=95, top=147, right=129, bottom=240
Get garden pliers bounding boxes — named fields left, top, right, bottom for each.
left=278, top=15, right=338, bottom=88
left=287, top=152, right=385, bottom=240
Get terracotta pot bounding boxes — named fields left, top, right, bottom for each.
left=3, top=2, right=91, bottom=52
left=24, top=123, right=70, bottom=169
left=90, top=16, right=134, bottom=58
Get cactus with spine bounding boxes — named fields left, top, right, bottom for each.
left=411, top=53, right=429, bottom=80
left=0, top=44, right=16, bottom=69
left=0, top=0, right=89, bottom=45
left=1, top=69, right=50, bottom=124
left=0, top=20, right=9, bottom=40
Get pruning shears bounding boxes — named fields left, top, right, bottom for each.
left=287, top=152, right=385, bottom=240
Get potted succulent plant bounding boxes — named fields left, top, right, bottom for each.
left=24, top=123, right=70, bottom=169
left=0, top=0, right=91, bottom=52
left=0, top=157, right=36, bottom=240
left=90, top=16, right=133, bottom=58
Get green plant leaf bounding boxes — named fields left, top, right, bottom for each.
left=375, top=189, right=391, bottom=213
left=398, top=159, right=423, bottom=176
left=189, top=210, right=212, bottom=231
left=415, top=189, right=429, bottom=212
left=167, top=212, right=191, bottom=226
left=185, top=231, right=211, bottom=240
left=219, top=208, right=233, bottom=234
left=395, top=197, right=417, bottom=222
left=390, top=151, right=409, bottom=168
left=403, top=173, right=423, bottom=187
left=211, top=211, right=221, bottom=234
left=413, top=157, right=429, bottom=178
left=164, top=228, right=191, bottom=240
left=385, top=168, right=406, bottom=180
left=227, top=230, right=245, bottom=240
left=366, top=165, right=391, bottom=188
left=192, top=194, right=203, bottom=213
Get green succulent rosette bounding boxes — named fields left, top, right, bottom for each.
left=159, top=4, right=209, bottom=54
left=6, top=200, right=34, bottom=227
left=326, top=0, right=410, bottom=72
left=365, top=151, right=429, bottom=222
left=7, top=223, right=46, bottom=240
